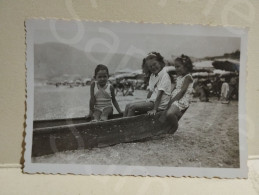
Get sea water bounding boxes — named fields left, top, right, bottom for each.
left=34, top=85, right=147, bottom=120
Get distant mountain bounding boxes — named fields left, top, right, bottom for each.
left=34, top=42, right=143, bottom=81
left=202, top=50, right=240, bottom=61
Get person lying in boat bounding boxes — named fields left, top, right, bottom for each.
left=123, top=52, right=172, bottom=117
left=89, top=64, right=123, bottom=121
left=160, top=55, right=193, bottom=133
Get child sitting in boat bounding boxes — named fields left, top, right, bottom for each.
left=123, top=52, right=172, bottom=117
left=89, top=64, right=122, bottom=121
left=160, top=54, right=193, bottom=133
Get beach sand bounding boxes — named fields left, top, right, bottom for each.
left=33, top=85, right=239, bottom=168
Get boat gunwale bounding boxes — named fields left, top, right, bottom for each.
left=33, top=114, right=122, bottom=124
left=33, top=113, right=157, bottom=133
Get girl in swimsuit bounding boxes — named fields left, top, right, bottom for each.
left=89, top=64, right=122, bottom=121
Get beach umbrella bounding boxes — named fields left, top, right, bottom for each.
left=192, top=72, right=206, bottom=77
left=193, top=60, right=214, bottom=68
left=219, top=72, right=238, bottom=77
left=132, top=69, right=143, bottom=75
left=82, top=78, right=92, bottom=85
left=212, top=59, right=240, bottom=72
left=192, top=72, right=209, bottom=78
left=165, top=65, right=212, bottom=75
left=114, top=73, right=136, bottom=79
left=208, top=72, right=216, bottom=77
left=192, top=67, right=213, bottom=73
left=108, top=77, right=116, bottom=81
left=192, top=72, right=216, bottom=78
left=83, top=78, right=91, bottom=82
left=192, top=60, right=214, bottom=73
left=115, top=68, right=134, bottom=74
left=168, top=61, right=214, bottom=74
left=213, top=69, right=238, bottom=77
left=75, top=80, right=82, bottom=84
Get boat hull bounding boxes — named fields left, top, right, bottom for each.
left=32, top=113, right=170, bottom=157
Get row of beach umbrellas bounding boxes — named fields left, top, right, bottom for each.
left=111, top=59, right=240, bottom=80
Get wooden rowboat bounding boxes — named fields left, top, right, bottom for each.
left=32, top=112, right=182, bottom=157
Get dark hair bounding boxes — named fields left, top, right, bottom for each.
left=175, top=54, right=193, bottom=72
left=94, top=64, right=109, bottom=78
left=142, top=52, right=165, bottom=77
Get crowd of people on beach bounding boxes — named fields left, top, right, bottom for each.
left=113, top=78, right=135, bottom=96
left=192, top=76, right=238, bottom=103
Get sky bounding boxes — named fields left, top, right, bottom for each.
left=34, top=21, right=241, bottom=60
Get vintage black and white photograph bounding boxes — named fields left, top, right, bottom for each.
left=24, top=19, right=247, bottom=178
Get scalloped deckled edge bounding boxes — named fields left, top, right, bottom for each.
left=24, top=16, right=252, bottom=29
left=23, top=18, right=249, bottom=178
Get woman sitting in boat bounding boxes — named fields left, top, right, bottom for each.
left=123, top=52, right=172, bottom=117
left=160, top=54, right=193, bottom=133
left=89, top=64, right=123, bottom=121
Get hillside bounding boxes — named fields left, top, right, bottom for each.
left=34, top=42, right=143, bottom=81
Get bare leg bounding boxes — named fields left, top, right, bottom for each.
left=126, top=101, right=154, bottom=117
left=123, top=103, right=131, bottom=117
left=124, top=87, right=129, bottom=96
left=163, top=104, right=181, bottom=134
left=221, top=83, right=228, bottom=101
left=100, top=107, right=113, bottom=121
left=92, top=109, right=102, bottom=121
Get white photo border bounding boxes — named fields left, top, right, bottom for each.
left=24, top=19, right=248, bottom=178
